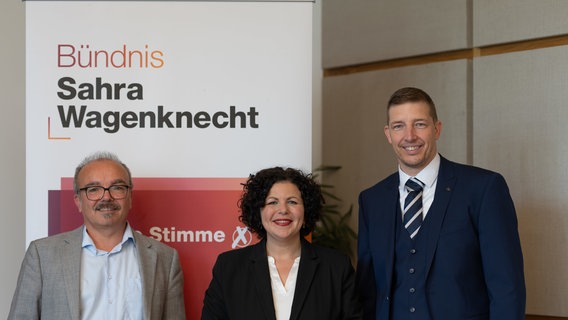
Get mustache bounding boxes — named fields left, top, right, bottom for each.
left=95, top=201, right=121, bottom=211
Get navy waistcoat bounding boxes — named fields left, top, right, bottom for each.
left=390, top=204, right=432, bottom=320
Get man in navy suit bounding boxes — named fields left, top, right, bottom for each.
left=356, top=87, right=525, bottom=320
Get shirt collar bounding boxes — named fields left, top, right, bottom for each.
left=398, top=153, right=440, bottom=188
left=82, top=223, right=136, bottom=253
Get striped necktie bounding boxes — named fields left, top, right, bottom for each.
left=403, top=177, right=425, bottom=239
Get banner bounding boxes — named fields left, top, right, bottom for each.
left=26, top=1, right=313, bottom=318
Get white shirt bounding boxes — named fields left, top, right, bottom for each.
left=268, top=256, right=301, bottom=320
left=80, top=224, right=143, bottom=320
left=398, top=153, right=441, bottom=219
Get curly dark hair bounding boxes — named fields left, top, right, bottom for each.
left=239, top=167, right=323, bottom=239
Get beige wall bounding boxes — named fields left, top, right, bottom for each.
left=322, top=0, right=469, bottom=67
left=322, top=0, right=568, bottom=317
left=473, top=46, right=568, bottom=316
left=0, top=0, right=25, bottom=318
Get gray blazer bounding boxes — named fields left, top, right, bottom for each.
left=8, top=225, right=186, bottom=320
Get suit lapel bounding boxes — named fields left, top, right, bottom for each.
left=134, top=231, right=158, bottom=320
left=289, top=239, right=318, bottom=320
left=60, top=226, right=84, bottom=320
left=377, top=174, right=400, bottom=296
left=250, top=240, right=277, bottom=320
left=424, top=156, right=456, bottom=276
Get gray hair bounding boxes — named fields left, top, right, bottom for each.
left=73, top=151, right=133, bottom=194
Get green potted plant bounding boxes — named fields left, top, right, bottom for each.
left=312, top=165, right=357, bottom=260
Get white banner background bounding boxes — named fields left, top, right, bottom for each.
left=26, top=1, right=312, bottom=318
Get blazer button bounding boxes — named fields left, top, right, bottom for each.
left=409, top=268, right=415, bottom=274
left=410, top=307, right=416, bottom=313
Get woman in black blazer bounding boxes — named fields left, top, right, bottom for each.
left=202, top=167, right=362, bottom=320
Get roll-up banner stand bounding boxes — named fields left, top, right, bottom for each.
left=26, top=1, right=313, bottom=317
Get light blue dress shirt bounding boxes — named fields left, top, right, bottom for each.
left=80, top=224, right=143, bottom=320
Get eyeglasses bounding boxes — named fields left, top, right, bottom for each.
left=78, top=185, right=131, bottom=201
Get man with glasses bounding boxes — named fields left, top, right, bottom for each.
left=8, top=151, right=186, bottom=320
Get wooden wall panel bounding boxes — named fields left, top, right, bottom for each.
left=473, top=46, right=568, bottom=316
left=527, top=316, right=568, bottom=320
left=322, top=0, right=469, bottom=68
left=473, top=0, right=568, bottom=47
left=322, top=0, right=568, bottom=317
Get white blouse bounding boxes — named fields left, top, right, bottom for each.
left=267, top=256, right=301, bottom=320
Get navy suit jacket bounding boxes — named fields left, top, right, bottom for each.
left=356, top=156, right=525, bottom=320
left=202, top=238, right=362, bottom=320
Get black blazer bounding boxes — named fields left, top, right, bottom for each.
left=202, top=238, right=362, bottom=320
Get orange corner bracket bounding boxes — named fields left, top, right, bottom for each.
left=47, top=117, right=71, bottom=140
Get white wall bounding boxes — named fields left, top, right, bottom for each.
left=0, top=0, right=25, bottom=317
